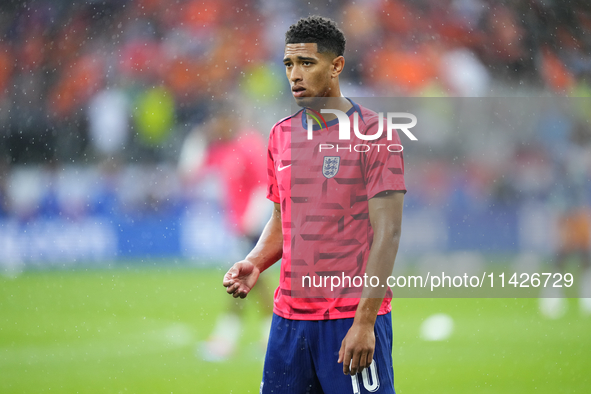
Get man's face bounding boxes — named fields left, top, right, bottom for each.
left=283, top=43, right=335, bottom=107
left=208, top=114, right=235, bottom=142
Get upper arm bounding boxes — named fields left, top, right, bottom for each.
left=368, top=191, right=404, bottom=240
left=266, top=129, right=281, bottom=204
left=362, top=118, right=406, bottom=200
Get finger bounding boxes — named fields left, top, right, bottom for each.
left=342, top=349, right=352, bottom=375
left=358, top=350, right=369, bottom=372
left=366, top=350, right=374, bottom=369
left=226, top=283, right=239, bottom=294
left=235, top=287, right=245, bottom=298
left=349, top=351, right=361, bottom=376
left=232, top=285, right=248, bottom=298
left=222, top=277, right=234, bottom=287
left=356, top=350, right=365, bottom=372
left=338, top=342, right=345, bottom=363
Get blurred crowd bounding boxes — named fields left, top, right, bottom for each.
left=0, top=0, right=590, bottom=222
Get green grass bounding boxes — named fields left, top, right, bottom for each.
left=1, top=266, right=590, bottom=393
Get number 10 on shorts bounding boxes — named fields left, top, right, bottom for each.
left=351, top=360, right=380, bottom=393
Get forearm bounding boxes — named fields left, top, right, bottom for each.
left=354, top=191, right=404, bottom=327
left=244, top=205, right=283, bottom=274
left=338, top=232, right=400, bottom=376
left=354, top=233, right=401, bottom=326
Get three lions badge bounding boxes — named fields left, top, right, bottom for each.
left=322, top=156, right=340, bottom=178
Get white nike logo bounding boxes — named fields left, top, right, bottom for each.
left=278, top=164, right=291, bottom=172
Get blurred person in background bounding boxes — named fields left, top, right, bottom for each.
left=178, top=100, right=273, bottom=361
left=87, top=83, right=130, bottom=162
left=541, top=122, right=591, bottom=318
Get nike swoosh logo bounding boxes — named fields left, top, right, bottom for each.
left=277, top=164, right=291, bottom=172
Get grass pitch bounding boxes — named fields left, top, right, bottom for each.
left=1, top=265, right=590, bottom=393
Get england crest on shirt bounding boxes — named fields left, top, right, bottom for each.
left=322, top=156, right=340, bottom=178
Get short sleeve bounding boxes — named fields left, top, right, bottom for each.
left=266, top=129, right=280, bottom=203
left=362, top=119, right=407, bottom=199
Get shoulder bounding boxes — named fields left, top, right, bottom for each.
left=356, top=104, right=382, bottom=128
left=273, top=115, right=293, bottom=128
left=351, top=103, right=384, bottom=138
left=269, top=109, right=304, bottom=136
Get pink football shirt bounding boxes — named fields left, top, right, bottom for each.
left=267, top=100, right=406, bottom=320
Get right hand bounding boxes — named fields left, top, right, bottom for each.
left=222, top=261, right=260, bottom=299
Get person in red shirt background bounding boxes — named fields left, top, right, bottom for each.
left=179, top=100, right=273, bottom=361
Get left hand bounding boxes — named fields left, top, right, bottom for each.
left=337, top=322, right=375, bottom=376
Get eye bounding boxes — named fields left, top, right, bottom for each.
left=303, top=61, right=312, bottom=66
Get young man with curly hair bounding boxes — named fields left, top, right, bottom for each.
left=223, top=15, right=406, bottom=393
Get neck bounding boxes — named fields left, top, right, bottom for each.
left=306, top=95, right=352, bottom=122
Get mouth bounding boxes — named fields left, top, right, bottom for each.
left=291, top=86, right=306, bottom=97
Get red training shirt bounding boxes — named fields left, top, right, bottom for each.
left=266, top=99, right=406, bottom=320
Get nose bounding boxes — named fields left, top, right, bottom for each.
left=289, top=65, right=302, bottom=84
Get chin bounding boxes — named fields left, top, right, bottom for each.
left=294, top=96, right=322, bottom=109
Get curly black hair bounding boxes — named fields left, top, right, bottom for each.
left=285, top=15, right=346, bottom=57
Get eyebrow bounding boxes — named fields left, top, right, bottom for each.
left=283, top=56, right=317, bottom=63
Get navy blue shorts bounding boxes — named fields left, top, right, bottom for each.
left=261, top=312, right=395, bottom=394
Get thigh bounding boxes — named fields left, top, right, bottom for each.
left=314, top=313, right=395, bottom=394
left=261, top=314, right=323, bottom=394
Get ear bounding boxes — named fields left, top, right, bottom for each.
left=331, top=56, right=345, bottom=78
